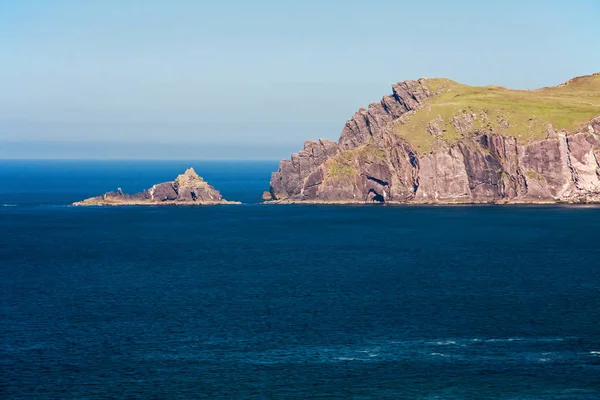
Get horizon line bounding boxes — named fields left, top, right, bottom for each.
left=0, top=157, right=282, bottom=161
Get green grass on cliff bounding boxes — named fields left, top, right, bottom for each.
left=394, top=73, right=600, bottom=152
left=325, top=151, right=358, bottom=182
left=325, top=145, right=386, bottom=182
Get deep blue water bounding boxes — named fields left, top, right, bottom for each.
left=1, top=160, right=600, bottom=399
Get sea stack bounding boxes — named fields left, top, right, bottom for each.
left=74, top=168, right=239, bottom=206
left=266, top=73, right=600, bottom=204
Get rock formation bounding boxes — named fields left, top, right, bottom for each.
left=267, top=73, right=600, bottom=204
left=74, top=168, right=239, bottom=206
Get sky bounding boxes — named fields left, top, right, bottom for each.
left=0, top=0, right=599, bottom=159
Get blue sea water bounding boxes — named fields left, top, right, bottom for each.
left=1, top=160, right=600, bottom=399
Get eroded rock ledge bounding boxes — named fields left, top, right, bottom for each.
left=74, top=168, right=239, bottom=206
left=267, top=74, right=600, bottom=204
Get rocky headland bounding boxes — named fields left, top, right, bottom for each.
left=267, top=73, right=600, bottom=204
left=74, top=168, right=239, bottom=206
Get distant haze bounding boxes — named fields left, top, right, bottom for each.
left=1, top=0, right=599, bottom=159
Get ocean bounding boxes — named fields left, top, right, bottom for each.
left=1, top=160, right=599, bottom=399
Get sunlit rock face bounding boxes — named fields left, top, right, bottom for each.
left=268, top=74, right=600, bottom=204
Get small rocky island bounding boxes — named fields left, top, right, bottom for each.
left=74, top=168, right=239, bottom=206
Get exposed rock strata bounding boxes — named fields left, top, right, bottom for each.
left=268, top=76, right=600, bottom=204
left=270, top=139, right=340, bottom=200
left=74, top=168, right=239, bottom=206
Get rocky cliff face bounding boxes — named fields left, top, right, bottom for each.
left=268, top=74, right=600, bottom=204
left=74, top=168, right=238, bottom=206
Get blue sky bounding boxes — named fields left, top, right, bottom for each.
left=1, top=0, right=599, bottom=159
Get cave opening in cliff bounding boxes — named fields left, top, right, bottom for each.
left=368, top=189, right=385, bottom=203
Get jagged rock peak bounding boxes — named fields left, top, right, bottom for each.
left=338, top=79, right=433, bottom=151
left=174, top=168, right=206, bottom=189
left=178, top=167, right=203, bottom=181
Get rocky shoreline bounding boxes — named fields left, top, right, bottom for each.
left=264, top=198, right=598, bottom=205
left=73, top=200, right=240, bottom=206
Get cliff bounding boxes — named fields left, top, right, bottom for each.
left=268, top=73, right=600, bottom=204
left=74, top=168, right=239, bottom=206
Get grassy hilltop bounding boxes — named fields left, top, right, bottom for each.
left=394, top=73, right=600, bottom=152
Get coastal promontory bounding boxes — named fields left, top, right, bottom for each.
left=74, top=168, right=238, bottom=206
left=266, top=73, right=600, bottom=204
